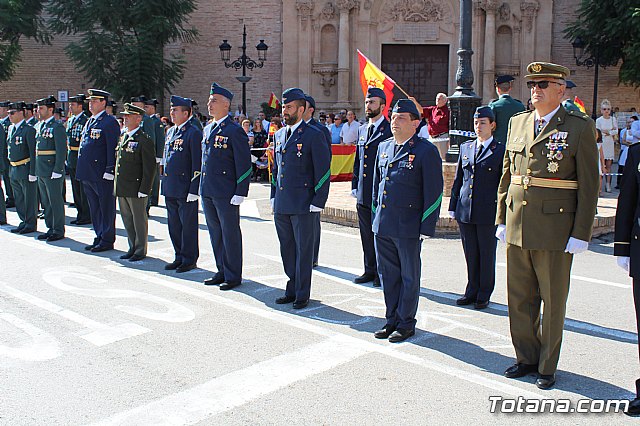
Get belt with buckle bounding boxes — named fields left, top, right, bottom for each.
left=68, top=146, right=80, bottom=151
left=36, top=150, right=57, bottom=155
left=10, top=158, right=30, bottom=166
left=511, top=175, right=578, bottom=190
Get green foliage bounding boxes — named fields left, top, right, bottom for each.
left=47, top=0, right=199, bottom=101
left=565, top=0, right=640, bottom=87
left=0, top=0, right=50, bottom=82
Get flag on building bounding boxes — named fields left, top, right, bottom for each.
left=268, top=93, right=281, bottom=110
left=357, top=49, right=396, bottom=115
left=574, top=96, right=586, bottom=113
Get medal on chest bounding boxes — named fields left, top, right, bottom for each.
left=125, top=141, right=138, bottom=153
left=214, top=135, right=228, bottom=149
left=296, top=143, right=303, bottom=157
left=15, top=136, right=23, bottom=145
left=545, top=132, right=568, bottom=173
left=407, top=154, right=415, bottom=169
left=173, top=138, right=184, bottom=151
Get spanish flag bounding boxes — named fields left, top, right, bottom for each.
left=574, top=96, right=586, bottom=113
left=268, top=93, right=281, bottom=110
left=358, top=49, right=396, bottom=115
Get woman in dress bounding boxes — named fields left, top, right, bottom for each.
left=596, top=99, right=618, bottom=192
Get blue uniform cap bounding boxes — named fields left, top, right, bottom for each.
left=565, top=80, right=577, bottom=89
left=282, top=88, right=305, bottom=104
left=170, top=95, right=192, bottom=108
left=130, top=95, right=148, bottom=103
left=87, top=89, right=111, bottom=100
left=495, top=75, right=515, bottom=85
left=36, top=95, right=57, bottom=107
left=366, top=87, right=386, bottom=102
left=8, top=101, right=26, bottom=111
left=145, top=98, right=159, bottom=106
left=210, top=82, right=233, bottom=101
left=68, top=94, right=86, bottom=103
left=0, top=101, right=10, bottom=108
left=304, top=94, right=316, bottom=109
left=474, top=106, right=495, bottom=121
left=391, top=99, right=420, bottom=118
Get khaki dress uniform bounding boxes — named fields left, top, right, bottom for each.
left=496, top=63, right=600, bottom=376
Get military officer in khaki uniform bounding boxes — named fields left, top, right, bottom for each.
left=496, top=62, right=599, bottom=389
left=114, top=104, right=157, bottom=261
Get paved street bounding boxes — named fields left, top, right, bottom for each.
left=0, top=180, right=637, bottom=425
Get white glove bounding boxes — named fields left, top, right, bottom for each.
left=155, top=157, right=162, bottom=164
left=310, top=204, right=323, bottom=213
left=230, top=195, right=245, bottom=205
left=51, top=172, right=63, bottom=179
left=28, top=175, right=37, bottom=182
left=495, top=224, right=506, bottom=243
left=186, top=193, right=199, bottom=202
left=350, top=189, right=357, bottom=198
left=448, top=211, right=455, bottom=218
left=564, top=237, right=589, bottom=254
left=103, top=172, right=115, bottom=181
left=137, top=192, right=148, bottom=198
left=270, top=198, right=274, bottom=210
left=617, top=256, right=630, bottom=272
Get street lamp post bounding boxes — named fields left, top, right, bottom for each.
left=219, top=25, right=268, bottom=116
left=571, top=37, right=600, bottom=120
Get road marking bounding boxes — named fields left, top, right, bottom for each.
left=0, top=283, right=150, bottom=346
left=321, top=229, right=359, bottom=240
left=0, top=310, right=61, bottom=361
left=496, top=262, right=630, bottom=289
left=90, top=335, right=370, bottom=425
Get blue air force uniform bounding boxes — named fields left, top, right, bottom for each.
left=372, top=100, right=443, bottom=334
left=66, top=96, right=91, bottom=224
left=162, top=95, right=203, bottom=268
left=201, top=83, right=252, bottom=286
left=76, top=89, right=121, bottom=250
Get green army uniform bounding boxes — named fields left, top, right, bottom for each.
left=0, top=124, right=6, bottom=223
left=562, top=99, right=581, bottom=113
left=35, top=98, right=68, bottom=239
left=0, top=109, right=14, bottom=206
left=115, top=104, right=157, bottom=258
left=7, top=110, right=38, bottom=232
left=489, top=94, right=525, bottom=144
left=496, top=63, right=600, bottom=377
left=26, top=116, right=38, bottom=127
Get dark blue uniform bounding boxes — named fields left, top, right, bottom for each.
left=449, top=138, right=505, bottom=303
left=372, top=134, right=443, bottom=332
left=162, top=121, right=203, bottom=267
left=307, top=116, right=332, bottom=266
left=201, top=116, right=251, bottom=284
left=271, top=120, right=331, bottom=303
left=67, top=111, right=91, bottom=223
left=352, top=118, right=392, bottom=278
left=76, top=110, right=120, bottom=249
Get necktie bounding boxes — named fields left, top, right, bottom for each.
left=367, top=125, right=374, bottom=141
left=535, top=118, right=546, bottom=137
left=475, top=144, right=484, bottom=161
left=286, top=128, right=292, bottom=141
left=394, top=144, right=402, bottom=155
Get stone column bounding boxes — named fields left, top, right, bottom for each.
left=335, top=0, right=358, bottom=109
left=520, top=1, right=539, bottom=69
left=296, top=0, right=314, bottom=90
left=482, top=0, right=497, bottom=103
left=472, top=0, right=484, bottom=98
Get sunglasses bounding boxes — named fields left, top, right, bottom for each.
left=526, top=80, right=564, bottom=90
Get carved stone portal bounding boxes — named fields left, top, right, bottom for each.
left=385, top=0, right=452, bottom=23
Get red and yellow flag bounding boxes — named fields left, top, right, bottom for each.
left=574, top=96, right=586, bottom=113
left=357, top=49, right=395, bottom=115
left=268, top=93, right=281, bottom=110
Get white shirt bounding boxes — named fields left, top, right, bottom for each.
left=285, top=119, right=303, bottom=142
left=630, top=119, right=640, bottom=140
left=91, top=110, right=106, bottom=121
left=534, top=105, right=561, bottom=132
left=340, top=120, right=360, bottom=145
left=367, top=115, right=385, bottom=135
left=262, top=119, right=271, bottom=133
left=126, top=126, right=141, bottom=138
left=8, top=119, right=25, bottom=135
left=476, top=136, right=494, bottom=154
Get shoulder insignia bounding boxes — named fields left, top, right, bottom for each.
left=567, top=110, right=589, bottom=121
left=511, top=110, right=532, bottom=118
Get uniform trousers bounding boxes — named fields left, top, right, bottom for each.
left=10, top=178, right=37, bottom=230
left=275, top=212, right=314, bottom=302
left=0, top=180, right=6, bottom=222
left=118, top=196, right=148, bottom=257
left=202, top=196, right=243, bottom=283
left=38, top=177, right=65, bottom=236
left=166, top=196, right=199, bottom=265
left=148, top=165, right=161, bottom=207
left=506, top=244, right=573, bottom=375
left=3, top=173, right=14, bottom=203
left=83, top=179, right=116, bottom=246
left=458, top=222, right=497, bottom=301
left=69, top=168, right=91, bottom=222
left=312, top=211, right=321, bottom=264
left=634, top=278, right=640, bottom=364
left=375, top=234, right=422, bottom=331
left=357, top=203, right=377, bottom=276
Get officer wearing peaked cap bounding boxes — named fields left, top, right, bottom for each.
left=271, top=88, right=332, bottom=309
left=496, top=62, right=599, bottom=389
left=489, top=75, right=525, bottom=144
left=130, top=96, right=162, bottom=210
left=371, top=99, right=443, bottom=342
left=34, top=95, right=67, bottom=241
left=201, top=83, right=252, bottom=290
left=66, top=94, right=91, bottom=225
left=352, top=87, right=392, bottom=287
left=25, top=103, right=38, bottom=127
left=188, top=99, right=204, bottom=131
left=162, top=95, right=203, bottom=273
left=562, top=80, right=581, bottom=113
left=0, top=100, right=14, bottom=210
left=76, top=89, right=121, bottom=252
left=142, top=97, right=166, bottom=210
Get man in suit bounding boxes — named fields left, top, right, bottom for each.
left=34, top=95, right=67, bottom=242
left=371, top=99, right=443, bottom=342
left=0, top=100, right=15, bottom=208
left=496, top=62, right=600, bottom=389
left=614, top=143, right=640, bottom=416
left=489, top=75, right=525, bottom=144
left=302, top=93, right=331, bottom=268
left=114, top=103, right=157, bottom=261
left=449, top=106, right=505, bottom=309
left=562, top=80, right=581, bottom=113
left=271, top=88, right=331, bottom=309
left=76, top=89, right=121, bottom=253
left=6, top=102, right=38, bottom=234
left=201, top=83, right=252, bottom=290
left=66, top=94, right=91, bottom=225
left=162, top=95, right=203, bottom=272
left=351, top=87, right=392, bottom=287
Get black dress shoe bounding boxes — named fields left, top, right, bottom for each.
left=504, top=363, right=538, bottom=378
left=535, top=374, right=556, bottom=389
left=220, top=281, right=241, bottom=291
left=164, top=260, right=181, bottom=270
left=374, top=325, right=396, bottom=339
left=70, top=219, right=78, bottom=225
left=46, top=234, right=64, bottom=242
left=388, top=328, right=415, bottom=343
left=456, top=296, right=476, bottom=306
left=354, top=273, right=376, bottom=284
left=373, top=276, right=381, bottom=287
left=18, top=228, right=35, bottom=235
left=68, top=203, right=76, bottom=208
left=474, top=300, right=490, bottom=309
left=313, top=262, right=319, bottom=268
left=0, top=220, right=6, bottom=225
left=275, top=295, right=296, bottom=304
left=10, top=227, right=22, bottom=233
left=120, top=252, right=134, bottom=260
left=129, top=255, right=145, bottom=262
left=91, top=245, right=113, bottom=253
left=75, top=219, right=92, bottom=225
left=176, top=263, right=196, bottom=273
left=37, top=232, right=52, bottom=240
left=204, top=274, right=225, bottom=285
left=293, top=299, right=309, bottom=309
left=5, top=201, right=15, bottom=208
left=626, top=398, right=640, bottom=416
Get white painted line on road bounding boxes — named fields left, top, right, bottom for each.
left=0, top=283, right=150, bottom=346
left=321, top=229, right=359, bottom=240
left=0, top=310, right=61, bottom=361
left=496, top=262, right=630, bottom=289
left=90, top=335, right=370, bottom=426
